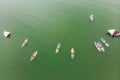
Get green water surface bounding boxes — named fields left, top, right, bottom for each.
left=0, top=0, right=120, bottom=80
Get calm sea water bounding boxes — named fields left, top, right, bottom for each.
left=0, top=0, right=120, bottom=80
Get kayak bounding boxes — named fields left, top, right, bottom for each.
left=94, top=42, right=105, bottom=52
left=71, top=48, right=75, bottom=59
left=98, top=42, right=105, bottom=52
left=101, top=38, right=109, bottom=47
left=94, top=42, right=101, bottom=52
left=30, top=51, right=38, bottom=61
left=55, top=43, right=61, bottom=54
left=21, top=38, right=28, bottom=48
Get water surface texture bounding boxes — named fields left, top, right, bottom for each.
left=0, top=0, right=120, bottom=80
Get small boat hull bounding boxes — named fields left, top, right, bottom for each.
left=94, top=42, right=105, bottom=52
left=71, top=54, right=74, bottom=59
left=94, top=42, right=101, bottom=52
left=90, top=14, right=94, bottom=22
left=71, top=48, right=75, bottom=59
left=21, top=39, right=28, bottom=48
left=55, top=43, right=61, bottom=54
left=30, top=51, right=38, bottom=61
left=101, top=47, right=105, bottom=52
left=108, top=29, right=116, bottom=36
left=55, top=48, right=59, bottom=54
left=104, top=43, right=109, bottom=47
left=3, top=31, right=11, bottom=38
left=101, top=38, right=109, bottom=47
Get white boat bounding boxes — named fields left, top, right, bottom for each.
left=101, top=38, right=109, bottom=47
left=97, top=42, right=105, bottom=52
left=94, top=42, right=101, bottom=52
left=90, top=14, right=94, bottom=22
left=30, top=51, right=38, bottom=61
left=94, top=42, right=105, bottom=52
left=3, top=31, right=11, bottom=38
left=107, top=29, right=120, bottom=37
left=21, top=38, right=28, bottom=48
left=55, top=43, right=61, bottom=54
left=108, top=29, right=116, bottom=36
left=71, top=48, right=75, bottom=59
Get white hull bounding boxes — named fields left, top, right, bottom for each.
left=94, top=42, right=101, bottom=52
left=21, top=39, right=28, bottom=48
left=104, top=43, right=109, bottom=47
left=3, top=31, right=11, bottom=38
left=101, top=38, right=109, bottom=47
left=94, top=42, right=105, bottom=52
left=108, top=29, right=116, bottom=36
left=101, top=47, right=105, bottom=52
left=71, top=48, right=75, bottom=59
left=55, top=48, right=59, bottom=54
left=55, top=43, right=61, bottom=54
left=90, top=14, right=94, bottom=22
left=30, top=51, right=38, bottom=61
left=71, top=48, right=74, bottom=53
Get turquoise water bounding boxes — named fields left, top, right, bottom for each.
left=0, top=0, right=120, bottom=80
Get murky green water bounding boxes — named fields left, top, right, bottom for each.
left=0, top=0, right=120, bottom=80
